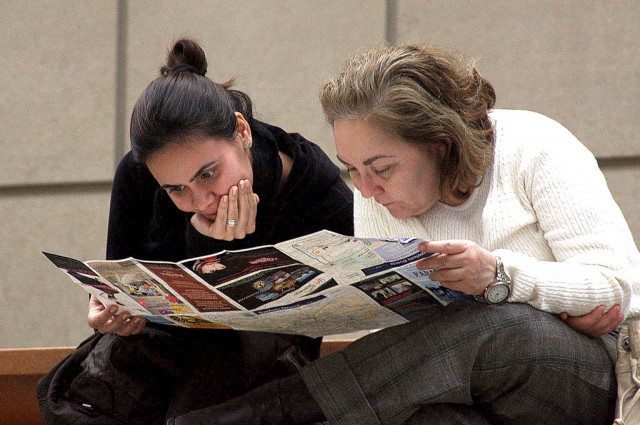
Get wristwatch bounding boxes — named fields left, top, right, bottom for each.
left=475, top=256, right=511, bottom=305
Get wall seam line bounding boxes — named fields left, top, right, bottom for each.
left=385, top=0, right=397, bottom=45
left=114, top=0, right=128, bottom=168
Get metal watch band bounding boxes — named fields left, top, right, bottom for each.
left=495, top=256, right=511, bottom=285
left=475, top=256, right=511, bottom=304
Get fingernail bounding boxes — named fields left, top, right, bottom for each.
left=231, top=186, right=238, bottom=196
left=109, top=306, right=118, bottom=314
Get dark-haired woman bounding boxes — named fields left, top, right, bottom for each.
left=38, top=39, right=352, bottom=424
left=171, top=45, right=640, bottom=425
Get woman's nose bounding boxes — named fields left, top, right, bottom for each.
left=357, top=175, right=383, bottom=199
left=192, top=188, right=216, bottom=212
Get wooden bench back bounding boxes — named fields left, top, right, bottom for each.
left=0, top=339, right=351, bottom=425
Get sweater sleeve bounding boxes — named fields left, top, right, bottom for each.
left=493, top=115, right=640, bottom=318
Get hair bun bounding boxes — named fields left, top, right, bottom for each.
left=162, top=38, right=208, bottom=76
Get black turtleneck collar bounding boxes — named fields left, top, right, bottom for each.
left=247, top=119, right=283, bottom=209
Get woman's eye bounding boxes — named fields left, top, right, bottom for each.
left=346, top=167, right=359, bottom=176
left=201, top=169, right=216, bottom=179
left=168, top=186, right=185, bottom=194
left=373, top=166, right=391, bottom=176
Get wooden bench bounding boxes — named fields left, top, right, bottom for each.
left=0, top=347, right=76, bottom=425
left=0, top=339, right=352, bottom=425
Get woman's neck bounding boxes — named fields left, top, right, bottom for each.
left=278, top=151, right=293, bottom=192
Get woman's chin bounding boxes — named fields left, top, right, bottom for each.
left=384, top=204, right=426, bottom=220
left=385, top=206, right=410, bottom=220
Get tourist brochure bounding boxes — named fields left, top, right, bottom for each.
left=43, top=230, right=468, bottom=337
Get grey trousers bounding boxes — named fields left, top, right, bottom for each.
left=301, top=301, right=616, bottom=425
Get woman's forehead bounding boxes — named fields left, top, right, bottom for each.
left=333, top=119, right=415, bottom=162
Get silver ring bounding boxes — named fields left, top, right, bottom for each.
left=227, top=219, right=238, bottom=227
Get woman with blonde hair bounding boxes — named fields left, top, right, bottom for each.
left=171, top=44, right=639, bottom=425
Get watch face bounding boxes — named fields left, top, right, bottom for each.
left=487, top=284, right=509, bottom=304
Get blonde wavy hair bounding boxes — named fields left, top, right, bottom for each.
left=320, top=44, right=496, bottom=204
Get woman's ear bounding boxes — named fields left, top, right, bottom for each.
left=427, top=141, right=447, bottom=160
left=235, top=112, right=252, bottom=146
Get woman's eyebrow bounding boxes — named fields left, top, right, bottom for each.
left=160, top=183, right=182, bottom=190
left=363, top=155, right=392, bottom=166
left=336, top=154, right=393, bottom=166
left=336, top=155, right=351, bottom=166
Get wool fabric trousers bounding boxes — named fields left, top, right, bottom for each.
left=301, top=301, right=616, bottom=425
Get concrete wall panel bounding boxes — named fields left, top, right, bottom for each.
left=0, top=1, right=118, bottom=186
left=0, top=189, right=110, bottom=347
left=124, top=0, right=386, bottom=161
left=397, top=0, right=640, bottom=158
left=602, top=166, right=640, bottom=247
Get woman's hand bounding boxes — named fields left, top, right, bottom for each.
left=416, top=240, right=496, bottom=295
left=559, top=305, right=623, bottom=338
left=191, top=179, right=260, bottom=241
left=417, top=241, right=624, bottom=337
left=88, top=295, right=146, bottom=336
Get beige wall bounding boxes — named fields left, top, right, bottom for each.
left=1, top=0, right=638, bottom=348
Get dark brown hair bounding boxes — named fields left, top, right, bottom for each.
left=130, top=39, right=253, bottom=163
left=320, top=44, right=496, bottom=203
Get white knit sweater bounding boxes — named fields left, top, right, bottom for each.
left=354, top=109, right=640, bottom=320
